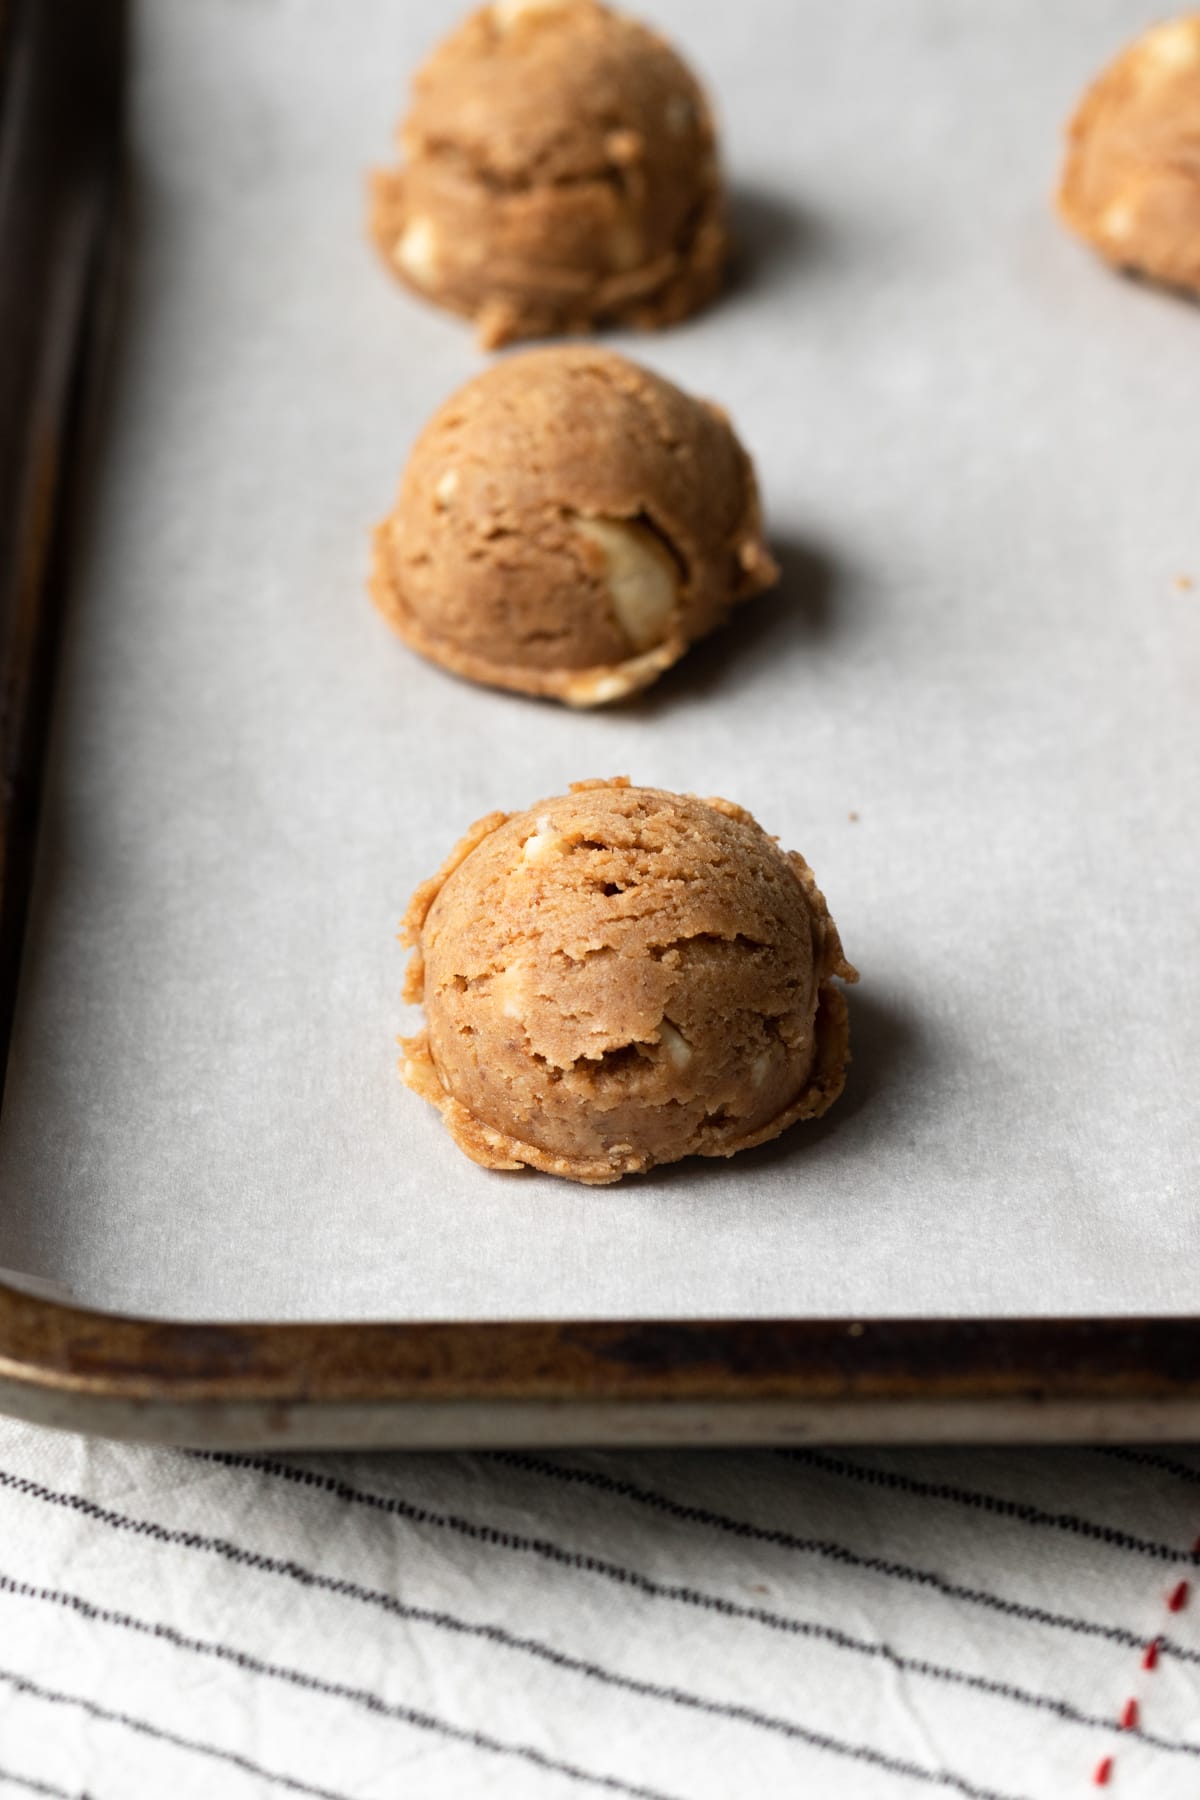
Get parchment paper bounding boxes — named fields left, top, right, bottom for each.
left=0, top=0, right=1196, bottom=1321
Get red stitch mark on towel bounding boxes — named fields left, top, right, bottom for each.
left=1089, top=1547, right=1195, bottom=1785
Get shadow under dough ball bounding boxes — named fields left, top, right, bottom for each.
left=368, top=0, right=727, bottom=347
left=400, top=779, right=859, bottom=1186
left=369, top=347, right=778, bottom=704
left=1058, top=14, right=1200, bottom=293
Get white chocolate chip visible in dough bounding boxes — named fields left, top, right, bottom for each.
left=493, top=0, right=575, bottom=27
left=521, top=819, right=563, bottom=863
left=395, top=217, right=441, bottom=285
left=491, top=963, right=527, bottom=1020
left=561, top=643, right=677, bottom=708
left=574, top=515, right=679, bottom=652
left=563, top=670, right=633, bottom=707
left=1102, top=196, right=1137, bottom=241
left=658, top=1020, right=693, bottom=1068
left=1141, top=16, right=1200, bottom=75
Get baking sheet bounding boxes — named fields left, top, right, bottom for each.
left=0, top=0, right=1196, bottom=1323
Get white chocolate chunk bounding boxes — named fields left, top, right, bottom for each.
left=521, top=818, right=563, bottom=863
left=1142, top=17, right=1200, bottom=74
left=1102, top=196, right=1137, bottom=241
left=563, top=670, right=635, bottom=706
left=574, top=516, right=679, bottom=652
left=560, top=643, right=676, bottom=708
left=493, top=0, right=574, bottom=26
left=658, top=1021, right=693, bottom=1069
left=752, top=1050, right=774, bottom=1088
left=605, top=129, right=643, bottom=166
left=434, top=468, right=460, bottom=506
left=491, top=964, right=527, bottom=1020
left=395, top=217, right=440, bottom=285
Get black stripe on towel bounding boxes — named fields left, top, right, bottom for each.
left=0, top=1570, right=1026, bottom=1800
left=29, top=1456, right=1188, bottom=1757
left=773, top=1450, right=1200, bottom=1562
left=0, top=1580, right=681, bottom=1800
left=0, top=1464, right=1187, bottom=1755
left=1095, top=1448, right=1200, bottom=1487
left=476, top=1452, right=1200, bottom=1661
left=0, top=1665, right=355, bottom=1800
left=0, top=1766, right=81, bottom=1800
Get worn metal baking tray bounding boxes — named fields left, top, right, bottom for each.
left=0, top=0, right=1197, bottom=1447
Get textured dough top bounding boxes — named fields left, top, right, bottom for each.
left=400, top=0, right=716, bottom=188
left=371, top=0, right=726, bottom=346
left=1059, top=15, right=1200, bottom=290
left=372, top=347, right=776, bottom=704
left=400, top=780, right=856, bottom=1184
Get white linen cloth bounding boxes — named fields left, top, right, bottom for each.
left=1, top=1420, right=1198, bottom=1799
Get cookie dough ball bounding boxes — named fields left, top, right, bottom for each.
left=370, top=348, right=778, bottom=705
left=1058, top=15, right=1200, bottom=293
left=369, top=0, right=727, bottom=347
left=399, top=779, right=858, bottom=1185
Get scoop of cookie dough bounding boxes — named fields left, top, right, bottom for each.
left=399, top=779, right=857, bottom=1185
left=1058, top=15, right=1200, bottom=293
left=370, top=347, right=777, bottom=704
left=369, top=0, right=727, bottom=347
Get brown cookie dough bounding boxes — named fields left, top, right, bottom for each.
left=399, top=779, right=858, bottom=1185
left=369, top=347, right=778, bottom=705
left=1058, top=15, right=1200, bottom=293
left=368, top=0, right=727, bottom=347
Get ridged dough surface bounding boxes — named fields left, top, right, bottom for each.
left=400, top=780, right=858, bottom=1185
left=370, top=348, right=778, bottom=704
left=369, top=0, right=727, bottom=346
left=1059, top=15, right=1200, bottom=293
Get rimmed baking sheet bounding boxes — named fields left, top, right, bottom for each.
left=0, top=0, right=1196, bottom=1325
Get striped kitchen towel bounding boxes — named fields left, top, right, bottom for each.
left=1, top=1419, right=1198, bottom=1798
